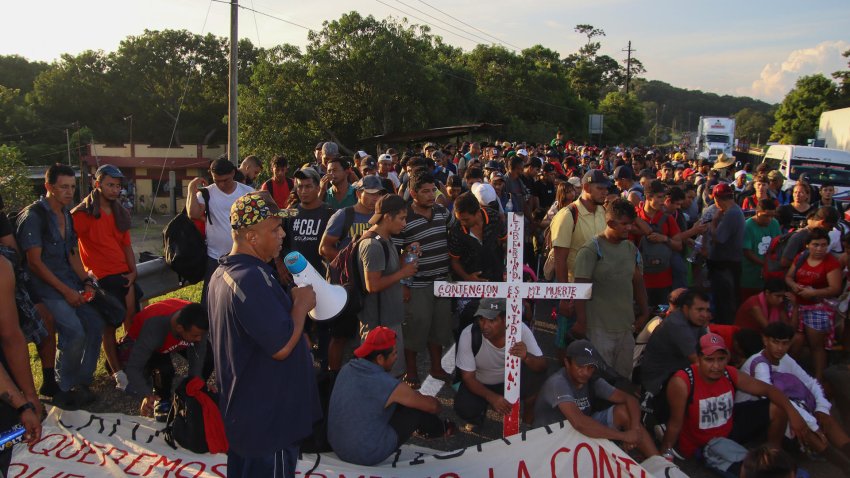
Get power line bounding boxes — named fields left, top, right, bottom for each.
left=414, top=0, right=524, bottom=52
left=391, top=0, right=515, bottom=51
left=211, top=0, right=313, bottom=31
left=373, top=0, right=483, bottom=47
left=223, top=2, right=575, bottom=112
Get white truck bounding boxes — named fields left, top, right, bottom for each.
left=761, top=144, right=850, bottom=202
left=696, top=116, right=736, bottom=162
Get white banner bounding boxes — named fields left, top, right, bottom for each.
left=10, top=408, right=685, bottom=477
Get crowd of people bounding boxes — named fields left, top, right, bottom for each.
left=1, top=135, right=850, bottom=478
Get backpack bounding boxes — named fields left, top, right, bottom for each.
left=639, top=213, right=673, bottom=275
left=163, top=209, right=207, bottom=284
left=327, top=229, right=389, bottom=317
left=542, top=203, right=579, bottom=280
left=452, top=321, right=484, bottom=388
left=164, top=377, right=227, bottom=454
left=762, top=228, right=798, bottom=281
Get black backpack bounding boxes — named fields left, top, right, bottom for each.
left=164, top=377, right=218, bottom=453
left=163, top=209, right=207, bottom=284
left=327, top=228, right=388, bottom=317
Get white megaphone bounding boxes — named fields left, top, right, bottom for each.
left=283, top=252, right=348, bottom=321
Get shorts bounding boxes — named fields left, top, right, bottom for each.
left=329, top=310, right=358, bottom=339
left=555, top=314, right=576, bottom=349
left=590, top=406, right=615, bottom=428
left=729, top=399, right=770, bottom=445
left=799, top=305, right=833, bottom=333
left=402, top=287, right=453, bottom=352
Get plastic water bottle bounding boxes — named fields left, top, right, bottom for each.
left=505, top=193, right=514, bottom=213
left=687, top=235, right=703, bottom=263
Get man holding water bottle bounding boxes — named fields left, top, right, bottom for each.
left=357, top=194, right=418, bottom=378
left=393, top=172, right=453, bottom=389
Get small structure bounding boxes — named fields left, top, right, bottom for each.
left=80, top=143, right=224, bottom=215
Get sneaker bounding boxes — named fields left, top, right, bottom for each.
left=154, top=400, right=171, bottom=423
left=74, top=385, right=97, bottom=406
left=50, top=389, right=80, bottom=410
left=39, top=380, right=60, bottom=398
left=654, top=423, right=667, bottom=443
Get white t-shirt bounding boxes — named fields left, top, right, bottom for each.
left=197, top=182, right=255, bottom=259
left=456, top=322, right=542, bottom=385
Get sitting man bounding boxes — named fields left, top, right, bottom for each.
left=640, top=290, right=711, bottom=398
left=660, top=333, right=807, bottom=476
left=328, top=326, right=453, bottom=466
left=534, top=340, right=662, bottom=460
left=454, top=298, right=547, bottom=427
left=116, top=299, right=210, bottom=419
left=738, top=322, right=850, bottom=470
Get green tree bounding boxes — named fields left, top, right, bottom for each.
left=598, top=92, right=644, bottom=144
left=771, top=74, right=838, bottom=144
left=832, top=48, right=850, bottom=108
left=0, top=55, right=50, bottom=93
left=0, top=145, right=36, bottom=211
left=239, top=45, right=319, bottom=166
left=734, top=107, right=773, bottom=144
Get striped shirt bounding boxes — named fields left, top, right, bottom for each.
left=393, top=204, right=451, bottom=287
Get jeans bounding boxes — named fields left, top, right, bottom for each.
left=227, top=446, right=298, bottom=478
left=42, top=299, right=104, bottom=391
left=708, top=260, right=741, bottom=325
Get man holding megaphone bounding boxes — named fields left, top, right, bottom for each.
left=207, top=191, right=321, bottom=478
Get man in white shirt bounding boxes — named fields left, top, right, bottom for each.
left=187, top=157, right=255, bottom=305
left=454, top=298, right=547, bottom=427
left=737, top=321, right=850, bottom=469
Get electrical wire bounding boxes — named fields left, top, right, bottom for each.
left=415, top=0, right=523, bottom=52
left=391, top=0, right=514, bottom=51
left=140, top=0, right=216, bottom=243
left=373, top=0, right=483, bottom=47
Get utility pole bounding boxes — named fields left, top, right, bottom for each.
left=124, top=114, right=135, bottom=158
left=622, top=41, right=635, bottom=94
left=228, top=0, right=239, bottom=166
left=65, top=128, right=72, bottom=166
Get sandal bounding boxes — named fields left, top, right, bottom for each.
left=402, top=374, right=421, bottom=390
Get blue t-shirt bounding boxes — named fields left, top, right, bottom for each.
left=328, top=358, right=400, bottom=465
left=324, top=207, right=372, bottom=250
left=17, top=198, right=82, bottom=300
left=207, top=253, right=321, bottom=456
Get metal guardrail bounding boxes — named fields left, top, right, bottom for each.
left=136, top=257, right=183, bottom=301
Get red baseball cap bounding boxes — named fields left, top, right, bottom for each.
left=354, top=326, right=397, bottom=358
left=712, top=182, right=734, bottom=198
left=699, top=333, right=728, bottom=356
left=682, top=168, right=696, bottom=180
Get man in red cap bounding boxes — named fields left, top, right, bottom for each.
left=660, top=333, right=806, bottom=476
left=706, top=183, right=745, bottom=324
left=327, top=326, right=452, bottom=466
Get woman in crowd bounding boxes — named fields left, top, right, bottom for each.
left=786, top=227, right=842, bottom=380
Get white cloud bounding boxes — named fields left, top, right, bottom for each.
left=739, top=40, right=849, bottom=102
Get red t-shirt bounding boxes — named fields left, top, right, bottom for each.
left=793, top=253, right=840, bottom=305
left=261, top=179, right=291, bottom=209
left=72, top=210, right=132, bottom=278
left=674, top=365, right=739, bottom=458
left=127, top=298, right=190, bottom=354
left=741, top=196, right=777, bottom=210
left=634, top=205, right=680, bottom=288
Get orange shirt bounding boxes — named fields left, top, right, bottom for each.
left=72, top=210, right=132, bottom=278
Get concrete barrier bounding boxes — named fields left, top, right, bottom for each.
left=136, top=257, right=183, bottom=301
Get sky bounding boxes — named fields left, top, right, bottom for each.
left=3, top=0, right=848, bottom=104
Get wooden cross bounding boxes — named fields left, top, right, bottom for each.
left=434, top=212, right=592, bottom=437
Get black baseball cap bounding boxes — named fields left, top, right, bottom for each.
left=582, top=169, right=611, bottom=187
left=566, top=340, right=599, bottom=367
left=612, top=165, right=635, bottom=180
left=95, top=164, right=124, bottom=180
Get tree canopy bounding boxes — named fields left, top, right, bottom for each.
left=0, top=16, right=790, bottom=165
